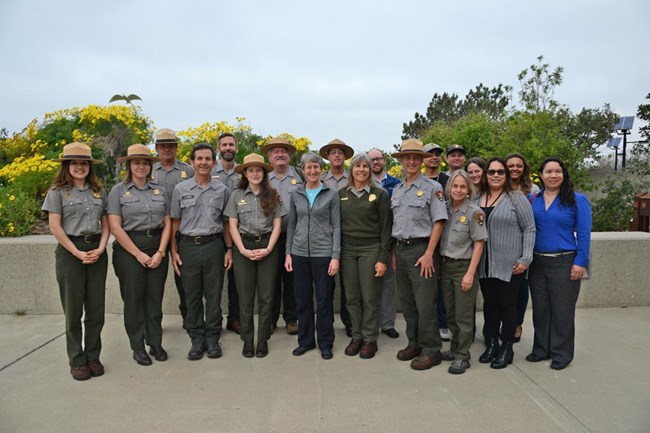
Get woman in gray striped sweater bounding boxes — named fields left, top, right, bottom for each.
left=476, top=157, right=536, bottom=369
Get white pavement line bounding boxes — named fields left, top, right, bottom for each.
left=511, top=363, right=593, bottom=433
left=0, top=331, right=64, bottom=373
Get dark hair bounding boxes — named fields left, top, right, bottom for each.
left=481, top=157, right=512, bottom=193
left=465, top=157, right=486, bottom=171
left=539, top=157, right=575, bottom=207
left=238, top=167, right=281, bottom=218
left=218, top=133, right=237, bottom=146
left=51, top=160, right=102, bottom=193
left=190, top=142, right=216, bottom=161
left=506, top=153, right=535, bottom=195
left=123, top=159, right=153, bottom=183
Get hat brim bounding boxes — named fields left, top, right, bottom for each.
left=261, top=142, right=297, bottom=156
left=52, top=156, right=102, bottom=164
left=117, top=155, right=161, bottom=164
left=319, top=144, right=354, bottom=160
left=446, top=149, right=466, bottom=156
left=235, top=161, right=273, bottom=174
left=391, top=150, right=430, bottom=159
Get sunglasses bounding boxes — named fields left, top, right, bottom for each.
left=487, top=169, right=506, bottom=176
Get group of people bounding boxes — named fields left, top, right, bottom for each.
left=43, top=130, right=591, bottom=381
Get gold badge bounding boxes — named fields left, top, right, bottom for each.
left=93, top=192, right=101, bottom=199
left=474, top=213, right=485, bottom=226
left=239, top=199, right=247, bottom=205
left=124, top=191, right=131, bottom=196
left=153, top=189, right=160, bottom=195
left=291, top=179, right=297, bottom=185
left=368, top=194, right=377, bottom=202
left=459, top=216, right=467, bottom=223
left=181, top=171, right=187, bottom=178
left=416, top=190, right=423, bottom=197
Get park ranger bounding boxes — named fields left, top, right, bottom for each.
left=390, top=138, right=447, bottom=371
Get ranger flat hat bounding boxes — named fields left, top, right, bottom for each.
left=391, top=138, right=430, bottom=158
left=235, top=153, right=273, bottom=173
left=423, top=143, right=443, bottom=154
left=260, top=136, right=297, bottom=156
left=52, top=142, right=102, bottom=163
left=117, top=144, right=161, bottom=164
left=319, top=138, right=354, bottom=160
left=446, top=144, right=466, bottom=156
left=155, top=128, right=178, bottom=144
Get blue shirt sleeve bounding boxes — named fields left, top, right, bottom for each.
left=574, top=193, right=592, bottom=268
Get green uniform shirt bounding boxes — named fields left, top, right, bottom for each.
left=42, top=185, right=106, bottom=236
left=440, top=199, right=488, bottom=259
left=224, top=187, right=286, bottom=235
left=107, top=181, right=168, bottom=231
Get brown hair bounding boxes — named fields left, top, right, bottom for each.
left=238, top=167, right=281, bottom=217
left=122, top=159, right=153, bottom=184
left=51, top=160, right=102, bottom=192
left=506, top=153, right=534, bottom=195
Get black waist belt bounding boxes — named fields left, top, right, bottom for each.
left=179, top=233, right=222, bottom=244
left=395, top=237, right=429, bottom=247
left=441, top=256, right=470, bottom=263
left=241, top=232, right=271, bottom=242
left=534, top=250, right=576, bottom=257
left=69, top=234, right=102, bottom=244
left=127, top=228, right=162, bottom=237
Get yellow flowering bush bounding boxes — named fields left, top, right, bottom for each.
left=0, top=188, right=39, bottom=237
left=0, top=154, right=58, bottom=197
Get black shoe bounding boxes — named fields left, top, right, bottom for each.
left=256, top=342, right=268, bottom=358
left=526, top=353, right=550, bottom=362
left=479, top=337, right=500, bottom=364
left=133, top=350, right=152, bottom=366
left=381, top=328, right=400, bottom=339
left=149, top=345, right=168, bottom=362
left=242, top=343, right=255, bottom=358
left=491, top=342, right=514, bottom=369
left=206, top=341, right=222, bottom=358
left=321, top=349, right=333, bottom=360
left=345, top=327, right=352, bottom=338
left=187, top=341, right=205, bottom=360
left=551, top=360, right=569, bottom=370
left=292, top=346, right=315, bottom=356
left=441, top=350, right=455, bottom=361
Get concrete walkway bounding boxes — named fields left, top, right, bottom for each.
left=1, top=307, right=649, bottom=433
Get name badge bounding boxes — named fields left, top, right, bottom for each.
left=341, top=197, right=348, bottom=201
left=181, top=194, right=194, bottom=200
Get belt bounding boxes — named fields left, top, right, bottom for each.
left=394, top=237, right=429, bottom=247
left=534, top=250, right=576, bottom=257
left=69, top=233, right=102, bottom=244
left=241, top=232, right=271, bottom=242
left=179, top=233, right=222, bottom=244
left=127, top=228, right=162, bottom=237
left=441, top=256, right=470, bottom=263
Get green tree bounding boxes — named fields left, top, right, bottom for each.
left=517, top=55, right=563, bottom=113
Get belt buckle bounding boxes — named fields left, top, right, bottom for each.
left=146, top=229, right=154, bottom=237
left=83, top=234, right=93, bottom=244
left=194, top=236, right=202, bottom=245
left=254, top=234, right=262, bottom=242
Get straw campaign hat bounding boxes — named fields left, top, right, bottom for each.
left=117, top=144, right=161, bottom=164
left=52, top=142, right=102, bottom=163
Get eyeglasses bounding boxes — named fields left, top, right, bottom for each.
left=370, top=157, right=384, bottom=162
left=487, top=169, right=506, bottom=176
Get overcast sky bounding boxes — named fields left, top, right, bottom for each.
left=1, top=0, right=648, bottom=153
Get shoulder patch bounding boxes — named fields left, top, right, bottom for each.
left=474, top=213, right=485, bottom=226
left=435, top=190, right=444, bottom=201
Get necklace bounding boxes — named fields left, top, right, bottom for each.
left=486, top=190, right=504, bottom=207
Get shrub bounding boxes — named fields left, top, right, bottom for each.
left=0, top=187, right=40, bottom=237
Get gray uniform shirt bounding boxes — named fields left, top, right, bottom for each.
left=211, top=160, right=240, bottom=192
left=151, top=160, right=194, bottom=203
left=107, top=182, right=169, bottom=231
left=224, top=187, right=287, bottom=235
left=268, top=166, right=304, bottom=232
left=42, top=185, right=106, bottom=236
left=390, top=174, right=447, bottom=239
left=440, top=199, right=488, bottom=259
left=170, top=177, right=230, bottom=236
left=321, top=169, right=349, bottom=192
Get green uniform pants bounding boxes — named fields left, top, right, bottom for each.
left=56, top=239, right=107, bottom=367
left=178, top=237, right=225, bottom=344
left=395, top=242, right=442, bottom=357
left=233, top=237, right=277, bottom=345
left=439, top=258, right=479, bottom=360
left=341, top=240, right=382, bottom=341
left=112, top=234, right=168, bottom=350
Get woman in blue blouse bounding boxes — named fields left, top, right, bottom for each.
left=527, top=158, right=591, bottom=370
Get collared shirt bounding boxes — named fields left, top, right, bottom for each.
left=376, top=172, right=401, bottom=198
left=211, top=160, right=240, bottom=192
left=531, top=191, right=591, bottom=268
left=170, top=177, right=230, bottom=236
left=42, top=185, right=106, bottom=236
left=151, top=160, right=194, bottom=203
left=390, top=174, right=447, bottom=239
left=224, top=186, right=286, bottom=235
left=347, top=184, right=370, bottom=198
left=268, top=166, right=304, bottom=232
left=321, top=169, right=349, bottom=192
left=440, top=199, right=487, bottom=259
left=107, top=181, right=168, bottom=231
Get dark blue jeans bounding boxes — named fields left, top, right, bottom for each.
left=292, top=255, right=335, bottom=351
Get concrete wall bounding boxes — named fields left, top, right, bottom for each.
left=1, top=232, right=649, bottom=315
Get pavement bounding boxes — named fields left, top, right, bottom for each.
left=1, top=307, right=649, bottom=433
